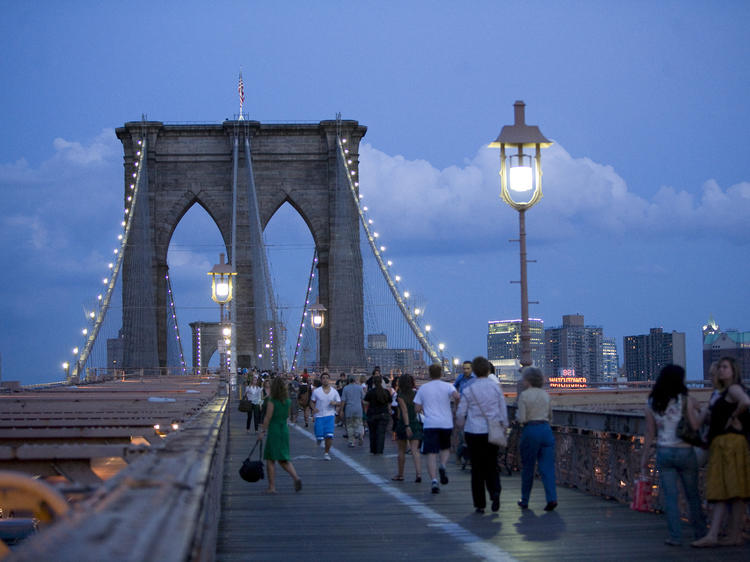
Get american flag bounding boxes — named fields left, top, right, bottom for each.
left=238, top=72, right=245, bottom=106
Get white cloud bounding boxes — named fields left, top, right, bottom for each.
left=358, top=142, right=750, bottom=249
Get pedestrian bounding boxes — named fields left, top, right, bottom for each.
left=287, top=375, right=300, bottom=425
left=260, top=378, right=271, bottom=422
left=340, top=375, right=365, bottom=447
left=640, top=364, right=706, bottom=546
left=516, top=367, right=557, bottom=511
left=390, top=377, right=400, bottom=438
left=454, top=361, right=476, bottom=395
left=298, top=374, right=312, bottom=427
left=364, top=375, right=391, bottom=454
left=366, top=366, right=381, bottom=391
left=392, top=374, right=423, bottom=482
left=244, top=375, right=263, bottom=433
left=258, top=376, right=302, bottom=494
left=456, top=356, right=508, bottom=514
left=691, top=356, right=750, bottom=548
left=414, top=363, right=460, bottom=494
left=311, top=373, right=341, bottom=460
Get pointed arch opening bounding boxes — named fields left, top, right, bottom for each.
left=167, top=202, right=226, bottom=369
left=264, top=201, right=316, bottom=369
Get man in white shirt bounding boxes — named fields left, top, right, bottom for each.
left=311, top=373, right=341, bottom=460
left=415, top=364, right=459, bottom=493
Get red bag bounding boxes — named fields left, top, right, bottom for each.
left=630, top=478, right=651, bottom=512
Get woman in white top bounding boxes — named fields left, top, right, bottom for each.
left=244, top=376, right=263, bottom=432
left=456, top=356, right=508, bottom=514
left=641, top=364, right=706, bottom=546
left=516, top=367, right=557, bottom=511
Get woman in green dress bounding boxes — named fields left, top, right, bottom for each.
left=258, top=377, right=302, bottom=494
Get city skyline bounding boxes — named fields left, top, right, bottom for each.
left=1, top=3, right=748, bottom=385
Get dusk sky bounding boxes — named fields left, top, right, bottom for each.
left=1, top=2, right=748, bottom=385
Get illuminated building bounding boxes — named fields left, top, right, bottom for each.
left=623, top=327, right=686, bottom=382
left=544, top=314, right=604, bottom=383
left=487, top=319, right=545, bottom=379
left=601, top=337, right=619, bottom=382
left=702, top=317, right=750, bottom=383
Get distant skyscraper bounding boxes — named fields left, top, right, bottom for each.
left=702, top=317, right=750, bottom=383
left=602, top=337, right=619, bottom=382
left=623, top=327, right=686, bottom=382
left=544, top=314, right=604, bottom=383
left=487, top=318, right=545, bottom=369
left=365, top=333, right=427, bottom=374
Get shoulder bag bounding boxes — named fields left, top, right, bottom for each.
left=676, top=394, right=705, bottom=448
left=239, top=439, right=265, bottom=482
left=238, top=398, right=251, bottom=412
left=469, top=385, right=507, bottom=447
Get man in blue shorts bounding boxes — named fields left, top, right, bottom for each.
left=415, top=363, right=460, bottom=493
left=311, top=373, right=341, bottom=460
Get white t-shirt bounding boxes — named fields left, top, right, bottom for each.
left=311, top=386, right=341, bottom=418
left=414, top=380, right=457, bottom=429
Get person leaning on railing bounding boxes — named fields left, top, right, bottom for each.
left=516, top=367, right=557, bottom=512
left=641, top=364, right=706, bottom=547
left=691, top=356, right=750, bottom=548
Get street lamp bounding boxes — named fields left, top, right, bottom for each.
left=208, top=253, right=237, bottom=374
left=490, top=100, right=552, bottom=368
left=308, top=302, right=327, bottom=370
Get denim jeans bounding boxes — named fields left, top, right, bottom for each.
left=656, top=446, right=706, bottom=542
left=519, top=422, right=557, bottom=504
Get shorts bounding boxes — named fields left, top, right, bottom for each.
left=421, top=428, right=452, bottom=454
left=314, top=415, right=335, bottom=441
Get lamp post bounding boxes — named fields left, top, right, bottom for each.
left=438, top=343, right=445, bottom=372
left=208, top=253, right=236, bottom=376
left=309, top=302, right=327, bottom=370
left=490, top=101, right=551, bottom=368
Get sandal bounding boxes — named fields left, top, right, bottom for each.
left=391, top=475, right=404, bottom=481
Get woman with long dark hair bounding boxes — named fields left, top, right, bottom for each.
left=691, top=356, right=750, bottom=547
left=392, top=374, right=423, bottom=482
left=364, top=375, right=391, bottom=454
left=641, top=364, right=705, bottom=546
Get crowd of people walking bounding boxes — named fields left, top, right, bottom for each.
left=240, top=355, right=750, bottom=548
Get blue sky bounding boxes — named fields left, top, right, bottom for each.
left=1, top=1, right=748, bottom=384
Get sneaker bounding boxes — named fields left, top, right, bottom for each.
left=431, top=480, right=440, bottom=494
left=323, top=452, right=331, bottom=461
left=439, top=467, right=448, bottom=485
left=543, top=501, right=558, bottom=512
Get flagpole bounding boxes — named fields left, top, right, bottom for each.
left=238, top=71, right=245, bottom=121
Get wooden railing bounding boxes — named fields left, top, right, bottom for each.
left=9, top=395, right=229, bottom=562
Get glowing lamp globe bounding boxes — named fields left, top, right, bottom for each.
left=309, top=302, right=327, bottom=330
left=208, top=253, right=237, bottom=304
left=489, top=100, right=552, bottom=210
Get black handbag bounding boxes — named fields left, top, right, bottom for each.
left=238, top=398, right=251, bottom=412
left=676, top=395, right=705, bottom=448
left=239, top=439, right=265, bottom=482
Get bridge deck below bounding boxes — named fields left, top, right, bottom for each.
left=217, top=405, right=746, bottom=561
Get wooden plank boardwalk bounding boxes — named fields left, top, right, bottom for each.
left=218, top=406, right=745, bottom=561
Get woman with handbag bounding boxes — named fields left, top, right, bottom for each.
left=244, top=376, right=263, bottom=433
left=641, top=364, right=706, bottom=546
left=455, top=356, right=508, bottom=514
left=516, top=367, right=557, bottom=512
left=691, top=357, right=750, bottom=548
left=258, top=376, right=302, bottom=494
left=392, top=374, right=423, bottom=483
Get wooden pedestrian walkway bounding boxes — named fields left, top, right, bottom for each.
left=217, top=406, right=746, bottom=561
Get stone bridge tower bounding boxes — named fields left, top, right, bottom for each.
left=116, top=120, right=367, bottom=371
